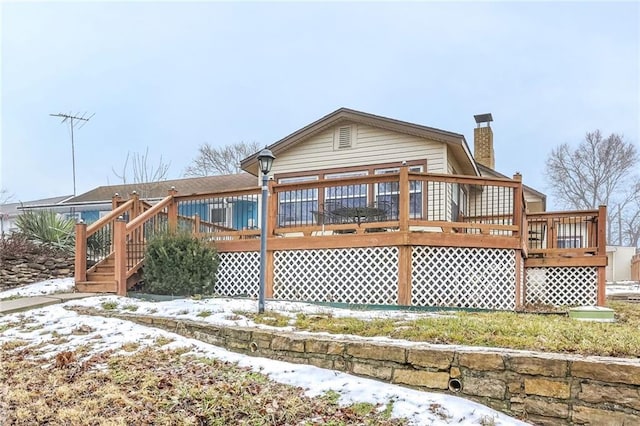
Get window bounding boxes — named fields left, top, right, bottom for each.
left=333, top=126, right=356, bottom=150
left=557, top=236, right=582, bottom=249
left=324, top=171, right=368, bottom=211
left=374, top=166, right=423, bottom=219
left=64, top=212, right=82, bottom=222
left=211, top=202, right=232, bottom=228
left=278, top=176, right=318, bottom=226
left=450, top=182, right=467, bottom=222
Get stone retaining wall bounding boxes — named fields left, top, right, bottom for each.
left=0, top=255, right=74, bottom=290
left=73, top=307, right=640, bottom=426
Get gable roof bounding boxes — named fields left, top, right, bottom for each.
left=65, top=173, right=257, bottom=203
left=241, top=107, right=479, bottom=176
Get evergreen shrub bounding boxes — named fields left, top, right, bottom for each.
left=143, top=232, right=219, bottom=296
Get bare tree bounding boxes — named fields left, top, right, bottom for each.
left=546, top=130, right=639, bottom=245
left=112, top=147, right=171, bottom=199
left=184, top=141, right=260, bottom=176
left=620, top=183, right=640, bottom=247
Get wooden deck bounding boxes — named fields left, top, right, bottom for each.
left=74, top=168, right=607, bottom=308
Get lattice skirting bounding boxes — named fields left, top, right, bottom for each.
left=411, top=247, right=516, bottom=310
left=525, top=266, right=597, bottom=307
left=216, top=251, right=260, bottom=297
left=273, top=247, right=399, bottom=304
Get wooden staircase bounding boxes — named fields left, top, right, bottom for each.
left=76, top=253, right=144, bottom=293
left=75, top=192, right=169, bottom=295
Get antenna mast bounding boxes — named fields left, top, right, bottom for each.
left=49, top=112, right=94, bottom=196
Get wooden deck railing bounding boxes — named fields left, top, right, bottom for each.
left=270, top=168, right=525, bottom=247
left=75, top=168, right=609, bottom=296
left=74, top=197, right=135, bottom=284
left=526, top=206, right=606, bottom=258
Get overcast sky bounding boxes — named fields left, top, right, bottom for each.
left=1, top=1, right=638, bottom=208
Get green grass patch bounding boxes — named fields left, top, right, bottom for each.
left=245, top=311, right=292, bottom=327
left=100, top=301, right=118, bottom=310
left=287, top=302, right=640, bottom=357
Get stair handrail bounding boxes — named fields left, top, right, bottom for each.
left=75, top=198, right=136, bottom=285
left=125, top=193, right=174, bottom=232
left=86, top=199, right=135, bottom=237
left=113, top=191, right=177, bottom=295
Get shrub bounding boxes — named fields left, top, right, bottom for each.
left=143, top=232, right=219, bottom=296
left=15, top=210, right=75, bottom=252
left=0, top=232, right=70, bottom=260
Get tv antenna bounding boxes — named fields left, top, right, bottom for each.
left=49, top=112, right=94, bottom=196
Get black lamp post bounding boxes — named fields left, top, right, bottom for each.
left=257, top=147, right=275, bottom=314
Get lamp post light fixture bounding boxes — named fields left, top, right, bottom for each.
left=257, top=147, right=275, bottom=314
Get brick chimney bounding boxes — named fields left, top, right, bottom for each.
left=473, top=113, right=494, bottom=170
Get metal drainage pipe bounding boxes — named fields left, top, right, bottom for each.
left=448, top=378, right=463, bottom=393
left=249, top=341, right=258, bottom=353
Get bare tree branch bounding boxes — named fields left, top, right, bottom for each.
left=184, top=141, right=260, bottom=176
left=545, top=131, right=639, bottom=246
left=112, top=147, right=171, bottom=199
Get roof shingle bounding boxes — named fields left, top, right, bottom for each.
left=66, top=173, right=257, bottom=203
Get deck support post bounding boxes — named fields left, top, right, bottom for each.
left=265, top=251, right=274, bottom=298
left=398, top=245, right=412, bottom=306
left=597, top=205, right=607, bottom=306
left=514, top=249, right=523, bottom=309
left=130, top=191, right=140, bottom=220
left=74, top=221, right=87, bottom=283
left=193, top=214, right=201, bottom=234
left=112, top=193, right=123, bottom=210
left=512, top=173, right=523, bottom=240
left=399, top=166, right=409, bottom=233
left=167, top=187, right=178, bottom=233
left=114, top=218, right=127, bottom=297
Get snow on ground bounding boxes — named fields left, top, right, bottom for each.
left=0, top=279, right=530, bottom=425
left=606, top=281, right=640, bottom=295
left=0, top=277, right=75, bottom=297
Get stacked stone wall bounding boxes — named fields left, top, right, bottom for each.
left=73, top=307, right=640, bottom=426
left=0, top=254, right=74, bottom=290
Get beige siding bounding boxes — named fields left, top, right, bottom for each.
left=271, top=123, right=446, bottom=177
left=479, top=166, right=545, bottom=214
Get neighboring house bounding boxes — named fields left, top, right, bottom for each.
left=0, top=195, right=73, bottom=236
left=606, top=246, right=638, bottom=282
left=24, top=174, right=257, bottom=229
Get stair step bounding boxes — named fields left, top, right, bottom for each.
left=94, top=265, right=115, bottom=273
left=87, top=272, right=116, bottom=282
left=75, top=280, right=117, bottom=293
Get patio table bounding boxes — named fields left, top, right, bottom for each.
left=330, top=206, right=387, bottom=225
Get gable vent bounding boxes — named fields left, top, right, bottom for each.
left=338, top=126, right=352, bottom=149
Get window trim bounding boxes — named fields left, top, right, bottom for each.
left=374, top=165, right=424, bottom=218
left=274, top=159, right=427, bottom=182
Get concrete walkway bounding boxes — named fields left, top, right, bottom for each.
left=0, top=293, right=99, bottom=315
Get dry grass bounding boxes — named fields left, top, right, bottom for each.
left=245, top=301, right=640, bottom=358
left=0, top=343, right=405, bottom=425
